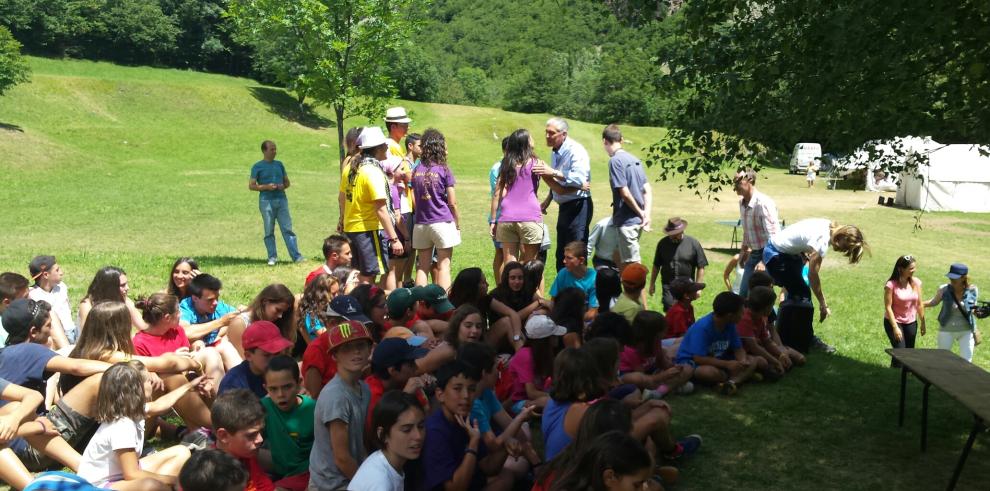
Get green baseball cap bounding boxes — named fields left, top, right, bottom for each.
left=412, top=284, right=454, bottom=314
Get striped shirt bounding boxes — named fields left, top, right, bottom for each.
left=739, top=190, right=779, bottom=249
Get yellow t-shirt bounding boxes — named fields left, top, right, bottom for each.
left=386, top=139, right=414, bottom=213
left=343, top=160, right=389, bottom=232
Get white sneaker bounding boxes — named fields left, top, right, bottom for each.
left=267, top=258, right=276, bottom=266
left=677, top=381, right=695, bottom=395
left=643, top=388, right=664, bottom=400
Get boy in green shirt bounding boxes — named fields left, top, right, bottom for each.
left=261, top=355, right=315, bottom=491
left=613, top=262, right=648, bottom=323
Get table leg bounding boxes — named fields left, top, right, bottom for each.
left=898, top=366, right=907, bottom=427
left=946, top=417, right=984, bottom=491
left=921, top=382, right=931, bottom=452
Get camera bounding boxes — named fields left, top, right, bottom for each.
left=975, top=301, right=990, bottom=319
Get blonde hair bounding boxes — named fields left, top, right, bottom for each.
left=831, top=225, right=868, bottom=264
left=96, top=360, right=147, bottom=423
left=71, top=301, right=134, bottom=361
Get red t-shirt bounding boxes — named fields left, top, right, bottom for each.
left=301, top=332, right=337, bottom=388
left=364, top=375, right=429, bottom=433
left=305, top=264, right=334, bottom=287
left=736, top=308, right=770, bottom=341
left=132, top=326, right=191, bottom=356
left=242, top=454, right=274, bottom=491
left=664, top=301, right=695, bottom=339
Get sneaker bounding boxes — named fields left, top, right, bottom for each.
left=665, top=434, right=703, bottom=460
left=267, top=258, right=277, bottom=266
left=717, top=380, right=738, bottom=396
left=676, top=381, right=695, bottom=395
left=643, top=388, right=665, bottom=401
left=293, top=256, right=307, bottom=263
left=180, top=427, right=213, bottom=452
left=812, top=336, right=837, bottom=354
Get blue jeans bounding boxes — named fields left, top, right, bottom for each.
left=554, top=197, right=593, bottom=271
left=738, top=247, right=764, bottom=297
left=260, top=198, right=302, bottom=261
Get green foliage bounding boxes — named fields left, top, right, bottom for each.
left=0, top=25, right=28, bottom=96
left=640, top=0, right=990, bottom=195
left=227, top=0, right=421, bottom=160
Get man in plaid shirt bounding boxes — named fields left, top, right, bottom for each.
left=734, top=169, right=780, bottom=296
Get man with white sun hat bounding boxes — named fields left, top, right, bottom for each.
left=382, top=107, right=415, bottom=289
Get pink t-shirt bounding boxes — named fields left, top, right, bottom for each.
left=886, top=278, right=921, bottom=324
left=736, top=309, right=770, bottom=341
left=133, top=326, right=191, bottom=356
left=619, top=345, right=656, bottom=374
left=497, top=159, right=542, bottom=223
left=507, top=347, right=549, bottom=402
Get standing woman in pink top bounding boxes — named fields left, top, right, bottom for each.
left=490, top=130, right=545, bottom=269
left=883, top=255, right=925, bottom=366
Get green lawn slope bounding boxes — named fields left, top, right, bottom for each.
left=1, top=57, right=990, bottom=490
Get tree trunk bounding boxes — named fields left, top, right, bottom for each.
left=335, top=104, right=346, bottom=164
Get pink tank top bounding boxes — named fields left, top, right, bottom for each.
left=497, top=159, right=542, bottom=223
left=886, top=278, right=920, bottom=324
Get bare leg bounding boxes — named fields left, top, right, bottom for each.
left=692, top=365, right=729, bottom=386
left=501, top=244, right=520, bottom=274
left=486, top=317, right=513, bottom=351
left=435, top=248, right=453, bottom=290
left=214, top=338, right=243, bottom=371
left=0, top=447, right=34, bottom=490
left=163, top=374, right=212, bottom=428
left=23, top=429, right=81, bottom=471
left=631, top=400, right=676, bottom=454
left=492, top=248, right=504, bottom=284
left=140, top=445, right=191, bottom=477
left=416, top=248, right=433, bottom=286
left=109, top=478, right=171, bottom=491
left=194, top=347, right=225, bottom=395
left=520, top=243, right=540, bottom=263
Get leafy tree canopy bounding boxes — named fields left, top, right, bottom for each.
left=0, top=25, right=29, bottom=97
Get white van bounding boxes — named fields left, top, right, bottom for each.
left=788, top=143, right=822, bottom=174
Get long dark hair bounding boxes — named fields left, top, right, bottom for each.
left=371, top=390, right=424, bottom=451
left=594, top=268, right=620, bottom=313
left=548, top=431, right=652, bottom=491
left=526, top=335, right=556, bottom=383
left=538, top=400, right=632, bottom=488
left=166, top=257, right=198, bottom=298
left=84, top=266, right=126, bottom=303
left=444, top=304, right=483, bottom=347
left=523, top=260, right=544, bottom=299
left=449, top=267, right=486, bottom=309
left=888, top=255, right=916, bottom=284
left=551, top=287, right=586, bottom=335
left=248, top=284, right=296, bottom=342
left=497, top=129, right=536, bottom=189
left=492, top=261, right=527, bottom=309
left=549, top=348, right=602, bottom=402
left=418, top=128, right=447, bottom=168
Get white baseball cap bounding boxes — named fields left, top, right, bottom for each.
left=357, top=126, right=388, bottom=149
left=524, top=314, right=567, bottom=339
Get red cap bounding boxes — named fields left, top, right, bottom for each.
left=242, top=321, right=293, bottom=354
left=327, top=320, right=372, bottom=352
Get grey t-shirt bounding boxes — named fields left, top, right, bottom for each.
left=310, top=374, right=370, bottom=490
left=608, top=149, right=647, bottom=226
left=653, top=235, right=709, bottom=285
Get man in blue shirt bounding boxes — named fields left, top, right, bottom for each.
left=250, top=140, right=303, bottom=266
left=602, top=124, right=652, bottom=266
left=675, top=292, right=763, bottom=395
left=536, top=117, right=592, bottom=271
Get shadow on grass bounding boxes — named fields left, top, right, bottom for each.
left=248, top=87, right=334, bottom=129
left=196, top=255, right=270, bottom=268
left=706, top=247, right=739, bottom=256
left=670, top=349, right=990, bottom=490
left=0, top=122, right=24, bottom=132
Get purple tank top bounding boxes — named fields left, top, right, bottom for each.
left=497, top=159, right=542, bottom=223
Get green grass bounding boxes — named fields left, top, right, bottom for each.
left=2, top=57, right=990, bottom=490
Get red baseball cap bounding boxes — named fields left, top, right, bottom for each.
left=327, top=320, right=372, bottom=352
left=242, top=321, right=293, bottom=354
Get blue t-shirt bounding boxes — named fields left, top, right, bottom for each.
left=488, top=160, right=501, bottom=222
left=178, top=297, right=236, bottom=345
left=218, top=360, right=267, bottom=399
left=608, top=149, right=647, bottom=226
left=549, top=268, right=599, bottom=308
left=420, top=409, right=488, bottom=491
left=250, top=159, right=288, bottom=200
left=675, top=313, right=743, bottom=364
left=469, top=388, right=503, bottom=435
left=0, top=343, right=58, bottom=412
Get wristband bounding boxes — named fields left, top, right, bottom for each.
left=464, top=447, right=478, bottom=457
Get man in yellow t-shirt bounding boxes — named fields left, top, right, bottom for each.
left=342, top=127, right=404, bottom=283
left=383, top=107, right=413, bottom=289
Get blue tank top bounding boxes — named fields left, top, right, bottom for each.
left=542, top=398, right=574, bottom=460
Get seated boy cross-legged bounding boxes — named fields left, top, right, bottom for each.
left=737, top=287, right=805, bottom=379
left=675, top=292, right=765, bottom=395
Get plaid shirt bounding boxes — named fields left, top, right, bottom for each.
left=739, top=190, right=779, bottom=249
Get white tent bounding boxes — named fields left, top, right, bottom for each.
left=896, top=144, right=990, bottom=212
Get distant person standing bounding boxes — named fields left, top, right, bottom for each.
left=734, top=168, right=780, bottom=297
left=250, top=140, right=303, bottom=266
left=602, top=124, right=652, bottom=267
left=537, top=117, right=592, bottom=272
left=382, top=107, right=414, bottom=290
left=343, top=127, right=405, bottom=285
left=411, top=128, right=461, bottom=289
left=649, top=218, right=708, bottom=311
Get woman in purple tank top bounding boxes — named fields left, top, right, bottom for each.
left=490, top=130, right=545, bottom=271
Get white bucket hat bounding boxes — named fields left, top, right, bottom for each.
left=524, top=314, right=567, bottom=339
left=384, top=107, right=412, bottom=124
left=357, top=127, right=388, bottom=149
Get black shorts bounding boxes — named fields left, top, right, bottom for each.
left=346, top=230, right=389, bottom=276
left=391, top=212, right=414, bottom=259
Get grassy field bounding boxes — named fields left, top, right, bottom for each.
left=2, top=57, right=990, bottom=490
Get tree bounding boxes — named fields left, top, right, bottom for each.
left=227, top=0, right=420, bottom=162
left=0, top=25, right=29, bottom=97
left=639, top=0, right=990, bottom=196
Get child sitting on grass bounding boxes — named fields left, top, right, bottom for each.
left=748, top=272, right=806, bottom=368
left=177, top=449, right=248, bottom=491
left=218, top=320, right=293, bottom=399
left=549, top=242, right=599, bottom=334
left=260, top=355, right=314, bottom=491
left=420, top=360, right=512, bottom=491
left=663, top=278, right=705, bottom=340
left=737, top=286, right=805, bottom=378
left=675, top=292, right=764, bottom=395
left=618, top=311, right=694, bottom=399
left=507, top=314, right=563, bottom=413
left=78, top=361, right=203, bottom=490
left=211, top=389, right=273, bottom=491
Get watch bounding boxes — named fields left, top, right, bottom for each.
left=512, top=334, right=522, bottom=342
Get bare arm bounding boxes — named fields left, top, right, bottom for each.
left=146, top=376, right=205, bottom=418
left=181, top=311, right=238, bottom=341
left=447, top=187, right=460, bottom=229
left=283, top=176, right=290, bottom=190
left=303, top=368, right=324, bottom=398
left=0, top=383, right=45, bottom=443
left=45, top=356, right=110, bottom=377
left=724, top=258, right=737, bottom=291
left=329, top=421, right=359, bottom=479
left=337, top=190, right=346, bottom=232
left=117, top=449, right=175, bottom=485
left=617, top=187, right=645, bottom=220
left=692, top=355, right=736, bottom=370
left=696, top=266, right=705, bottom=283
left=884, top=285, right=898, bottom=325
left=641, top=180, right=652, bottom=229
left=249, top=178, right=276, bottom=192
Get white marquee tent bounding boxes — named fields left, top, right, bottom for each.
left=896, top=144, right=990, bottom=212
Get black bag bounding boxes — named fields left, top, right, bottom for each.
left=778, top=300, right=815, bottom=354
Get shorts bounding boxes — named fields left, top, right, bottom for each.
left=274, top=472, right=310, bottom=491
left=605, top=224, right=642, bottom=263
left=391, top=212, right=414, bottom=259
left=346, top=230, right=389, bottom=276
left=495, top=221, right=543, bottom=245
left=13, top=399, right=98, bottom=471
left=413, top=221, right=461, bottom=250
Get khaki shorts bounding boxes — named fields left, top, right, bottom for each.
left=496, top=221, right=544, bottom=245
left=412, top=221, right=462, bottom=250
left=606, top=223, right=642, bottom=263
